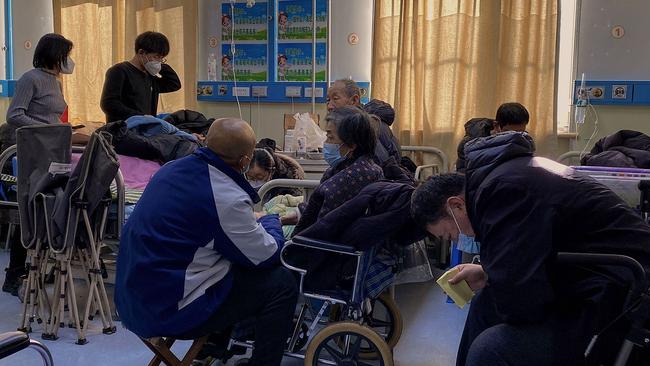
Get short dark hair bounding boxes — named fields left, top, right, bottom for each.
left=411, top=173, right=465, bottom=228
left=495, top=102, right=529, bottom=128
left=33, top=33, right=73, bottom=70
left=134, top=31, right=170, bottom=56
left=326, top=106, right=376, bottom=159
left=363, top=99, right=396, bottom=126
left=251, top=147, right=276, bottom=172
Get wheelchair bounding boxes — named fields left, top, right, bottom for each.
left=218, top=235, right=403, bottom=365
left=556, top=252, right=650, bottom=366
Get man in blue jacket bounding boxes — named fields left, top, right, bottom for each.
left=411, top=132, right=650, bottom=365
left=115, top=118, right=297, bottom=366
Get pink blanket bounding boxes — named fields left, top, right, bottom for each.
left=71, top=154, right=160, bottom=190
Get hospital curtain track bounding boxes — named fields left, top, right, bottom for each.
left=372, top=0, right=559, bottom=162
left=53, top=0, right=198, bottom=124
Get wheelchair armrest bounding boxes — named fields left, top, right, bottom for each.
left=291, top=235, right=361, bottom=255
left=556, top=252, right=648, bottom=297
left=0, top=332, right=30, bottom=360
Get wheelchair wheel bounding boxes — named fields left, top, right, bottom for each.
left=360, top=293, right=403, bottom=359
left=304, top=321, right=393, bottom=366
left=329, top=293, right=403, bottom=359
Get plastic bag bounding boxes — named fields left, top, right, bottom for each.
left=394, top=241, right=434, bottom=285
left=293, top=113, right=326, bottom=151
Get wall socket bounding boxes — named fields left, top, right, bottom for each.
left=233, top=87, right=251, bottom=97
left=285, top=86, right=302, bottom=98
left=304, top=87, right=324, bottom=98
left=251, top=86, right=268, bottom=97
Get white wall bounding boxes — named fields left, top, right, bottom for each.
left=10, top=0, right=54, bottom=78
left=328, top=0, right=373, bottom=82
left=197, top=0, right=374, bottom=83
left=0, top=1, right=6, bottom=80
left=195, top=0, right=373, bottom=143
left=567, top=0, right=650, bottom=153
left=197, top=101, right=327, bottom=147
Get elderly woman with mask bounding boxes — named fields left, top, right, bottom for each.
left=291, top=106, right=384, bottom=235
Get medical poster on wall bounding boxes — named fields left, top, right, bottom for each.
left=277, top=0, right=327, bottom=40
left=221, top=1, right=268, bottom=41
left=221, top=44, right=268, bottom=81
left=277, top=43, right=326, bottom=81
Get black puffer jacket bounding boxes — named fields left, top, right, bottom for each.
left=455, top=117, right=494, bottom=173
left=295, top=167, right=425, bottom=291
left=581, top=130, right=650, bottom=168
left=163, top=109, right=214, bottom=136
left=464, top=132, right=650, bottom=364
left=98, top=120, right=200, bottom=163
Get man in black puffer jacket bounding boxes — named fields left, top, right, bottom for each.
left=412, top=132, right=650, bottom=366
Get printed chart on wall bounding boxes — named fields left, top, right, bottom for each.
left=218, top=1, right=268, bottom=81
left=277, top=43, right=326, bottom=81
left=277, top=0, right=327, bottom=81
left=277, top=0, right=327, bottom=40
left=222, top=44, right=268, bottom=81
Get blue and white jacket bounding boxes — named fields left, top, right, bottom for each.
left=115, top=147, right=284, bottom=338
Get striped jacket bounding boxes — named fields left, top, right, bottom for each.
left=115, top=147, right=284, bottom=338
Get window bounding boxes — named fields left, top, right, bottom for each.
left=556, top=0, right=578, bottom=134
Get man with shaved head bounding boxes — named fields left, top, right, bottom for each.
left=115, top=118, right=298, bottom=366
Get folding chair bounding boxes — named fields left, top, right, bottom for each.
left=15, top=124, right=72, bottom=334
left=140, top=336, right=209, bottom=366
left=43, top=131, right=119, bottom=344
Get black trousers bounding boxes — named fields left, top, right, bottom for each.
left=457, top=284, right=640, bottom=366
left=181, top=265, right=298, bottom=366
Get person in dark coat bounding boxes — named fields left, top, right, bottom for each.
left=294, top=161, right=424, bottom=292
left=364, top=99, right=402, bottom=164
left=293, top=106, right=383, bottom=235
left=299, top=163, right=423, bottom=251
left=100, top=32, right=181, bottom=123
left=411, top=131, right=650, bottom=366
left=456, top=103, right=530, bottom=173
left=581, top=130, right=650, bottom=168
left=455, top=117, right=494, bottom=173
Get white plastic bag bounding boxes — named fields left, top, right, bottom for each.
left=394, top=241, right=434, bottom=285
left=293, top=113, right=326, bottom=151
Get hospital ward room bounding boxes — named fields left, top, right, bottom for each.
left=0, top=0, right=649, bottom=365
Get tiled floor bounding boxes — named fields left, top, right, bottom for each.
left=0, top=252, right=467, bottom=365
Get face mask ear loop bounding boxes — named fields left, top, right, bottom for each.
left=447, top=200, right=463, bottom=236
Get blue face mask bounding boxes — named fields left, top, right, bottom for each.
left=449, top=208, right=481, bottom=254
left=323, top=142, right=345, bottom=167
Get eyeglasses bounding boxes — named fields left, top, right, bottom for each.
left=145, top=54, right=167, bottom=64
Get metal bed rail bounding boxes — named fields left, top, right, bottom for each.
left=557, top=151, right=582, bottom=165
left=401, top=145, right=450, bottom=175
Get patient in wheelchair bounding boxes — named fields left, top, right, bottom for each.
left=292, top=106, right=383, bottom=235
left=283, top=106, right=425, bottom=296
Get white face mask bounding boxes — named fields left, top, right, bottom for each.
left=60, top=56, right=75, bottom=74
left=248, top=180, right=266, bottom=189
left=140, top=54, right=162, bottom=77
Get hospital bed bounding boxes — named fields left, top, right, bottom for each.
left=401, top=145, right=450, bottom=177
left=557, top=150, right=583, bottom=166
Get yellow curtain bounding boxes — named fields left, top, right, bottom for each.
left=372, top=0, right=558, bottom=163
left=53, top=0, right=198, bottom=124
